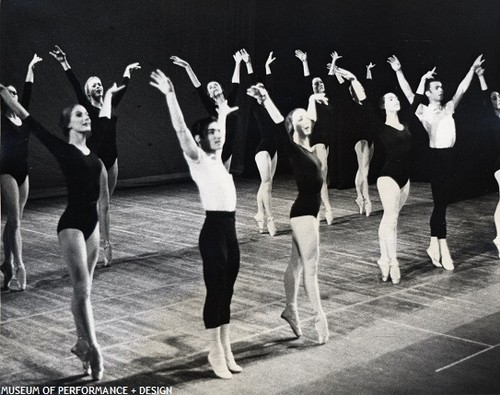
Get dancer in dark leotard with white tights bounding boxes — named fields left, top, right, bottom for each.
left=247, top=83, right=329, bottom=344
left=1, top=54, right=42, bottom=291
left=50, top=45, right=140, bottom=265
left=0, top=82, right=122, bottom=381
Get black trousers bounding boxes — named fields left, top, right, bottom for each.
left=199, top=211, right=240, bottom=329
left=429, top=148, right=454, bottom=239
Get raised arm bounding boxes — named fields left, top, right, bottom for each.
left=0, top=84, right=29, bottom=119
left=231, top=49, right=244, bottom=84
left=475, top=66, right=488, bottom=92
left=366, top=62, right=375, bottom=80
left=265, top=51, right=276, bottom=76
left=327, top=51, right=345, bottom=84
left=170, top=56, right=202, bottom=88
left=247, top=84, right=284, bottom=124
left=100, top=83, right=126, bottom=119
left=451, top=54, right=484, bottom=109
left=25, top=54, right=43, bottom=83
left=240, top=48, right=253, bottom=76
left=295, top=49, right=310, bottom=77
left=150, top=70, right=199, bottom=160
left=21, top=54, right=43, bottom=108
left=335, top=67, right=366, bottom=102
left=387, top=55, right=415, bottom=104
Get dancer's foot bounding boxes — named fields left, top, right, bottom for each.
left=426, top=247, right=442, bottom=268
left=377, top=258, right=390, bottom=282
left=441, top=253, right=454, bottom=271
left=325, top=209, right=334, bottom=225
left=355, top=197, right=364, bottom=215
left=254, top=213, right=265, bottom=234
left=389, top=259, right=401, bottom=284
left=494, top=237, right=500, bottom=258
left=208, top=352, right=232, bottom=379
left=89, top=345, right=104, bottom=381
left=314, top=313, right=329, bottom=344
left=267, top=217, right=277, bottom=237
left=71, top=338, right=91, bottom=376
left=224, top=351, right=243, bottom=373
left=280, top=305, right=302, bottom=338
left=364, top=200, right=372, bottom=217
left=12, top=265, right=26, bottom=291
left=0, top=261, right=13, bottom=292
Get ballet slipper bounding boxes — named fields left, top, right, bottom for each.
left=254, top=213, right=265, bottom=234
left=89, top=345, right=104, bottom=381
left=441, top=255, right=454, bottom=271
left=494, top=237, right=500, bottom=258
left=426, top=247, right=442, bottom=268
left=224, top=351, right=243, bottom=373
left=314, top=313, right=329, bottom=344
left=364, top=200, right=372, bottom=217
left=355, top=197, right=364, bottom=215
left=377, top=258, right=390, bottom=282
left=267, top=217, right=277, bottom=237
left=0, top=261, right=13, bottom=291
left=325, top=209, right=334, bottom=225
left=389, top=259, right=401, bottom=284
left=280, top=305, right=302, bottom=338
left=71, top=338, right=91, bottom=376
left=208, top=352, right=232, bottom=379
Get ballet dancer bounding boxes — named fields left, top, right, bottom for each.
left=388, top=54, right=484, bottom=270
left=0, top=53, right=42, bottom=292
left=0, top=81, right=122, bottom=380
left=50, top=45, right=140, bottom=265
left=295, top=49, right=334, bottom=223
left=150, top=69, right=242, bottom=379
left=247, top=82, right=329, bottom=344
left=170, top=49, right=251, bottom=171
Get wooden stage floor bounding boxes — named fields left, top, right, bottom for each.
left=1, top=176, right=500, bottom=394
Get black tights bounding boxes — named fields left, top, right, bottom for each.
left=199, top=211, right=240, bottom=329
left=429, top=148, right=454, bottom=239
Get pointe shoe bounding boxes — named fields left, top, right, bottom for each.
left=389, top=260, right=401, bottom=284
left=280, top=305, right=302, bottom=338
left=364, top=200, right=372, bottom=217
left=355, top=197, right=364, bottom=215
left=325, top=209, right=334, bottom=225
left=89, top=345, right=104, bottom=381
left=267, top=217, right=277, bottom=237
left=426, top=247, right=442, bottom=268
left=377, top=259, right=390, bottom=282
left=208, top=352, right=233, bottom=379
left=494, top=238, right=500, bottom=258
left=314, top=313, right=329, bottom=344
left=0, top=262, right=13, bottom=291
left=225, top=351, right=243, bottom=373
left=71, top=338, right=91, bottom=376
left=441, top=255, right=454, bottom=271
left=12, top=266, right=26, bottom=291
left=254, top=213, right=265, bottom=234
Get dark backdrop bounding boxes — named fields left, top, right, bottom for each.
left=1, top=0, right=500, bottom=198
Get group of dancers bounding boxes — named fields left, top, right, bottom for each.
left=1, top=45, right=498, bottom=381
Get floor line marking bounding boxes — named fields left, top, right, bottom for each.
left=435, top=344, right=499, bottom=373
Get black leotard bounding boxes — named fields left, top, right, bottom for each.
left=310, top=99, right=335, bottom=148
left=276, top=122, right=322, bottom=218
left=0, top=82, right=32, bottom=185
left=65, top=69, right=129, bottom=170
left=25, top=116, right=103, bottom=240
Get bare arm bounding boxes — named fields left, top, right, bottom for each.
left=240, top=48, right=253, bottom=76
left=451, top=54, right=484, bottom=109
left=327, top=51, right=345, bottom=84
left=49, top=45, right=70, bottom=71
left=25, top=54, right=43, bottom=83
left=231, top=49, right=244, bottom=84
left=265, top=51, right=276, bottom=76
left=295, top=49, right=310, bottom=77
left=0, top=84, right=29, bottom=119
left=150, top=70, right=199, bottom=160
left=170, top=56, right=202, bottom=88
left=476, top=67, right=488, bottom=91
left=387, top=55, right=415, bottom=104
left=100, top=83, right=126, bottom=119
left=247, top=84, right=284, bottom=124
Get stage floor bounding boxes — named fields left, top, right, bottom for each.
left=1, top=176, right=500, bottom=394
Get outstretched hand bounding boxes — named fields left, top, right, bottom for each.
left=240, top=48, right=251, bottom=63
left=150, top=69, right=174, bottom=95
left=216, top=100, right=239, bottom=117
left=366, top=62, right=376, bottom=71
left=421, top=67, right=437, bottom=80
left=29, top=54, right=43, bottom=69
left=247, top=83, right=268, bottom=105
left=170, top=56, right=190, bottom=68
left=124, top=62, right=141, bottom=78
left=310, top=92, right=328, bottom=105
left=49, top=45, right=67, bottom=63
left=266, top=51, right=276, bottom=67
left=233, top=50, right=243, bottom=63
left=471, top=54, right=484, bottom=71
left=106, top=82, right=126, bottom=96
left=387, top=55, right=401, bottom=72
left=295, top=49, right=307, bottom=62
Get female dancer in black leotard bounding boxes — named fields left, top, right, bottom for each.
left=49, top=45, right=140, bottom=265
left=0, top=83, right=121, bottom=380
left=335, top=64, right=411, bottom=284
left=295, top=50, right=334, bottom=223
left=247, top=83, right=329, bottom=344
left=1, top=54, right=42, bottom=291
left=170, top=49, right=250, bottom=171
left=476, top=67, right=500, bottom=257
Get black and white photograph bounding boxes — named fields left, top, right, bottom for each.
left=1, top=0, right=500, bottom=393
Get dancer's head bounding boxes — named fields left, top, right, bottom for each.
left=0, top=84, right=18, bottom=112
left=425, top=80, right=443, bottom=102
left=379, top=92, right=401, bottom=113
left=59, top=104, right=91, bottom=138
left=285, top=108, right=312, bottom=139
left=491, top=91, right=500, bottom=111
left=206, top=81, right=223, bottom=100
left=84, top=76, right=104, bottom=102
left=312, top=77, right=325, bottom=94
left=191, top=116, right=222, bottom=153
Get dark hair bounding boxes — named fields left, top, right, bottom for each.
left=59, top=104, right=79, bottom=138
left=284, top=108, right=303, bottom=136
left=1, top=84, right=16, bottom=112
left=191, top=116, right=217, bottom=139
left=425, top=79, right=440, bottom=93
